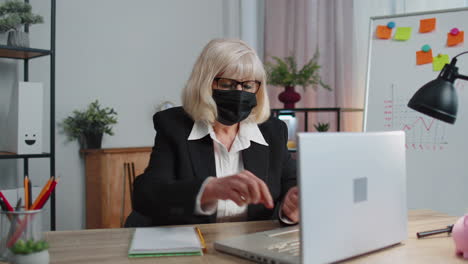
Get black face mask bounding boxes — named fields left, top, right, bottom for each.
left=212, top=89, right=257, bottom=126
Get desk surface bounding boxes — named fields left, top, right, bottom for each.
left=6, top=210, right=466, bottom=263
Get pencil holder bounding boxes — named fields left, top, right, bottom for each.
left=0, top=209, right=49, bottom=264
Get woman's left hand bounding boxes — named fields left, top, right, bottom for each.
left=281, top=186, right=299, bottom=223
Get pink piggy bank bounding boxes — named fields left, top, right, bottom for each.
left=453, top=215, right=468, bottom=259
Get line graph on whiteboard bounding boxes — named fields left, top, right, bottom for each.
left=383, top=84, right=448, bottom=151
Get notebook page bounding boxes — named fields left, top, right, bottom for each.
left=130, top=226, right=202, bottom=253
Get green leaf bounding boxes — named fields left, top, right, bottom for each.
left=11, top=239, right=49, bottom=254
left=60, top=100, right=118, bottom=142
left=314, top=122, right=330, bottom=132
left=0, top=0, right=43, bottom=32
left=264, top=50, right=331, bottom=91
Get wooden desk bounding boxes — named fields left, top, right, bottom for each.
left=9, top=210, right=465, bottom=263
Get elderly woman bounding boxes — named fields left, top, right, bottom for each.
left=132, top=39, right=298, bottom=226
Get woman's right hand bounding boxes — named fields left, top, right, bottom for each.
left=201, top=170, right=274, bottom=209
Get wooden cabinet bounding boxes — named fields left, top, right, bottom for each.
left=82, top=147, right=152, bottom=229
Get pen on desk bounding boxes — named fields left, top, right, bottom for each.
left=417, top=225, right=453, bottom=238
left=196, top=227, right=207, bottom=253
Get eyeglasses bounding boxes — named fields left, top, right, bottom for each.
left=213, top=77, right=261, bottom=94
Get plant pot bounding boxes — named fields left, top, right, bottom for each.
left=7, top=31, right=30, bottom=48
left=0, top=32, right=8, bottom=45
left=12, top=250, right=49, bottom=264
left=278, top=86, right=301, bottom=109
left=80, top=133, right=103, bottom=149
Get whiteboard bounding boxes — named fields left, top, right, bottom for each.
left=364, top=8, right=468, bottom=216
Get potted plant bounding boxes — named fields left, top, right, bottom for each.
left=0, top=0, right=43, bottom=47
left=265, top=50, right=331, bottom=108
left=10, top=239, right=49, bottom=264
left=62, top=100, right=118, bottom=149
left=314, top=122, right=330, bottom=132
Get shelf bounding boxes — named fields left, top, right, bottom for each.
left=80, top=146, right=153, bottom=155
left=272, top=107, right=364, bottom=132
left=0, top=45, right=51, bottom=59
left=0, top=152, right=51, bottom=159
left=0, top=0, right=57, bottom=231
left=272, top=107, right=364, bottom=112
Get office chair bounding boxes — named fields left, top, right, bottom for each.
left=122, top=162, right=152, bottom=227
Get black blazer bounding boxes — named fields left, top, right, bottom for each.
left=133, top=107, right=296, bottom=226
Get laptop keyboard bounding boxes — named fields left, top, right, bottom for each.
left=267, top=239, right=301, bottom=256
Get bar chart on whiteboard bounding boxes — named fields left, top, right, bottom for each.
left=383, top=84, right=448, bottom=151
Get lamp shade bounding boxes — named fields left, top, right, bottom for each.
left=407, top=77, right=458, bottom=124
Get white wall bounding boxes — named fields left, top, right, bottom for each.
left=0, top=0, right=269, bottom=230
left=0, top=0, right=266, bottom=230
left=51, top=0, right=238, bottom=230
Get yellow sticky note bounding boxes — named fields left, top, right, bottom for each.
left=394, top=27, right=412, bottom=41
left=433, top=54, right=450, bottom=71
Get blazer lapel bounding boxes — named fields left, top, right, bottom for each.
left=187, top=136, right=216, bottom=180
left=242, top=142, right=269, bottom=182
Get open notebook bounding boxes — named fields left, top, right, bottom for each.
left=128, top=226, right=204, bottom=258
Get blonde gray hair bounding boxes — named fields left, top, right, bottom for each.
left=182, top=38, right=270, bottom=124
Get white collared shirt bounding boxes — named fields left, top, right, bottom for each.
left=188, top=120, right=268, bottom=222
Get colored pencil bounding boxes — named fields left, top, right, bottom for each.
left=7, top=179, right=59, bottom=248
left=27, top=178, right=32, bottom=209
left=195, top=227, right=207, bottom=253
left=34, top=179, right=58, bottom=210
left=31, top=177, right=54, bottom=210
left=24, top=176, right=29, bottom=210
left=0, top=192, right=13, bottom=211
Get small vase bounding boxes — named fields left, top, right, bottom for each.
left=13, top=250, right=49, bottom=264
left=7, top=31, right=30, bottom=48
left=278, top=86, right=301, bottom=109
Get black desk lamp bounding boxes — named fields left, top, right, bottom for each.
left=408, top=51, right=468, bottom=124
left=408, top=51, right=468, bottom=239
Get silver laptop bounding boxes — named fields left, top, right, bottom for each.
left=214, top=131, right=407, bottom=264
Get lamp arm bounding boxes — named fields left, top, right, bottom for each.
left=454, top=51, right=468, bottom=59
left=456, top=74, right=468, bottom=81
left=448, top=51, right=468, bottom=82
